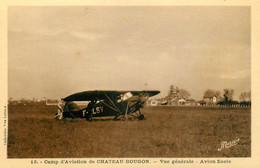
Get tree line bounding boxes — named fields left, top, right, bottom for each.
left=162, top=85, right=251, bottom=107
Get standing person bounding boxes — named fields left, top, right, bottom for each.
left=56, top=99, right=65, bottom=120
left=86, top=99, right=96, bottom=121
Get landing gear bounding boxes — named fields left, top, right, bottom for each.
left=120, top=116, right=127, bottom=121
left=138, top=114, right=145, bottom=120
left=137, top=109, right=145, bottom=120
left=86, top=112, right=93, bottom=122
left=118, top=109, right=145, bottom=121
left=55, top=112, right=63, bottom=120
left=119, top=114, right=144, bottom=121
left=114, top=114, right=120, bottom=120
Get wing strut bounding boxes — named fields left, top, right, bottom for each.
left=104, top=93, right=122, bottom=114
left=100, top=101, right=122, bottom=114
left=124, top=102, right=129, bottom=119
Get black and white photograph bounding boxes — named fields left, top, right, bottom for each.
left=1, top=1, right=260, bottom=167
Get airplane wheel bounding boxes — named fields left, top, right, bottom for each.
left=120, top=116, right=127, bottom=121
left=85, top=112, right=93, bottom=122
left=86, top=116, right=93, bottom=122
left=130, top=117, right=137, bottom=121
left=114, top=115, right=120, bottom=120
left=138, top=115, right=145, bottom=120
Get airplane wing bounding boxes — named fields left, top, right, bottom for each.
left=63, top=90, right=160, bottom=102
left=130, top=90, right=160, bottom=97
left=63, top=90, right=121, bottom=101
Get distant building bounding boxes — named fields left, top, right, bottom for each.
left=168, top=97, right=178, bottom=105
left=197, top=100, right=206, bottom=106
left=203, top=95, right=218, bottom=106
left=178, top=98, right=186, bottom=105
left=185, top=99, right=197, bottom=106
left=150, top=100, right=158, bottom=106
left=148, top=96, right=196, bottom=106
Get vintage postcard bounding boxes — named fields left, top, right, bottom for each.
left=1, top=0, right=259, bottom=167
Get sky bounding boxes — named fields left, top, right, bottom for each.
left=8, top=6, right=251, bottom=100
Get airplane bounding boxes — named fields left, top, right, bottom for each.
left=55, top=90, right=160, bottom=121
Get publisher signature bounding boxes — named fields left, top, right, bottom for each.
left=218, top=137, right=240, bottom=151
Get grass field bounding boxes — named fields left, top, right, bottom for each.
left=8, top=105, right=250, bottom=158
